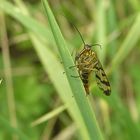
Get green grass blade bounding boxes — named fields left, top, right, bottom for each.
left=0, top=79, right=2, bottom=84
left=42, top=0, right=103, bottom=140
left=0, top=1, right=53, bottom=44
left=0, top=2, right=89, bottom=139
left=0, top=1, right=103, bottom=139
left=30, top=35, right=90, bottom=140
left=0, top=116, right=29, bottom=140
left=1, top=0, right=140, bottom=139
left=110, top=14, right=140, bottom=72
left=96, top=0, right=106, bottom=63
left=31, top=105, right=67, bottom=127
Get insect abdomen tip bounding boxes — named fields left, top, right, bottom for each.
left=104, top=90, right=111, bottom=96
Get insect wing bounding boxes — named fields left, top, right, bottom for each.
left=95, top=61, right=111, bottom=96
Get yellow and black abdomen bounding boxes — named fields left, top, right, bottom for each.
left=80, top=71, right=90, bottom=95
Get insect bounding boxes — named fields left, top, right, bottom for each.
left=72, top=25, right=111, bottom=96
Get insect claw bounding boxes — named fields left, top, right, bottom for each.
left=71, top=75, right=80, bottom=78
left=69, top=65, right=76, bottom=69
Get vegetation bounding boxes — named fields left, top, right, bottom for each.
left=0, top=0, right=140, bottom=140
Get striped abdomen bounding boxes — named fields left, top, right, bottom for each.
left=81, top=72, right=90, bottom=95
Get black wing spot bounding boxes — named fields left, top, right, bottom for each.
left=95, top=74, right=110, bottom=86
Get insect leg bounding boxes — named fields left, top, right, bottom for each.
left=71, top=75, right=80, bottom=78
left=69, top=65, right=79, bottom=69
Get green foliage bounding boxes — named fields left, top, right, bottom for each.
left=0, top=0, right=140, bottom=140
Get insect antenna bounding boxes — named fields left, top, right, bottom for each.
left=70, top=22, right=102, bottom=49
left=91, top=44, right=102, bottom=49
left=70, top=23, right=86, bottom=47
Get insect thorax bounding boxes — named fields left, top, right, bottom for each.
left=76, top=48, right=98, bottom=73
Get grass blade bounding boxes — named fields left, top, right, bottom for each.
left=42, top=0, right=103, bottom=139
left=31, top=105, right=67, bottom=127
left=110, top=14, right=140, bottom=72
left=0, top=116, right=29, bottom=140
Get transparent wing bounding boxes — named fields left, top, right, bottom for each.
left=94, top=61, right=111, bottom=96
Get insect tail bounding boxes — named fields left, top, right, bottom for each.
left=83, top=84, right=90, bottom=95
left=81, top=72, right=90, bottom=95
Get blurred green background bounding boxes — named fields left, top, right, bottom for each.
left=0, top=0, right=140, bottom=140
